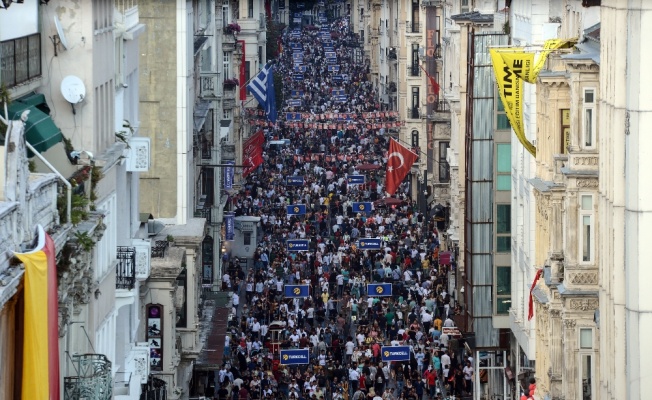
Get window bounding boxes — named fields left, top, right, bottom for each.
left=411, top=130, right=419, bottom=147
left=579, top=194, right=594, bottom=263
left=461, top=0, right=470, bottom=13
left=496, top=93, right=510, bottom=130
left=0, top=33, right=42, bottom=88
left=223, top=108, right=232, bottom=120
left=245, top=61, right=251, bottom=82
left=222, top=4, right=230, bottom=24
left=439, top=142, right=450, bottom=183
left=496, top=143, right=511, bottom=191
left=411, top=87, right=420, bottom=118
left=583, top=88, right=596, bottom=148
left=96, top=194, right=117, bottom=280
left=248, top=0, right=254, bottom=18
left=561, top=109, right=571, bottom=154
left=411, top=43, right=419, bottom=75
left=223, top=51, right=231, bottom=79
left=497, top=204, right=511, bottom=253
left=579, top=328, right=595, bottom=399
left=496, top=266, right=511, bottom=314
left=244, top=232, right=252, bottom=246
left=412, top=0, right=420, bottom=29
left=259, top=46, right=263, bottom=65
left=115, top=37, right=124, bottom=88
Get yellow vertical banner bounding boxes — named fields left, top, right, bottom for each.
left=490, top=48, right=537, bottom=157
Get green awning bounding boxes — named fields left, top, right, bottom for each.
left=7, top=100, right=62, bottom=155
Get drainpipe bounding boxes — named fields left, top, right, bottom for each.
left=25, top=142, right=72, bottom=225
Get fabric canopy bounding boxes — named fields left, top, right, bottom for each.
left=7, top=99, right=62, bottom=155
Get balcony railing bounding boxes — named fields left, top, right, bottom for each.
left=64, top=354, right=113, bottom=400
left=434, top=100, right=449, bottom=112
left=409, top=107, right=421, bottom=119
left=151, top=240, right=169, bottom=258
left=0, top=33, right=41, bottom=88
left=406, top=22, right=422, bottom=33
left=407, top=65, right=421, bottom=77
left=141, top=376, right=168, bottom=400
left=116, top=246, right=136, bottom=290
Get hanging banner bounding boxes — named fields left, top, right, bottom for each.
left=224, top=162, right=234, bottom=190
left=347, top=175, right=365, bottom=184
left=490, top=48, right=536, bottom=157
left=358, top=238, right=382, bottom=250
left=352, top=202, right=373, bottom=213
left=287, top=204, right=307, bottom=215
left=490, top=39, right=575, bottom=157
left=280, top=349, right=310, bottom=365
left=287, top=239, right=309, bottom=252
left=225, top=212, right=235, bottom=241
left=286, top=176, right=305, bottom=186
left=146, top=304, right=164, bottom=371
left=498, top=39, right=576, bottom=84
left=381, top=346, right=411, bottom=361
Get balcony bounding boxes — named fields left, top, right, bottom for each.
left=407, top=65, right=421, bottom=77
left=116, top=246, right=136, bottom=290
left=141, top=376, right=168, bottom=400
left=151, top=240, right=170, bottom=258
left=0, top=33, right=41, bottom=89
left=406, top=22, right=422, bottom=34
left=64, top=354, right=113, bottom=400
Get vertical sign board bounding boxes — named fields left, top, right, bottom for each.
left=426, top=6, right=437, bottom=176
left=146, top=304, right=163, bottom=371
left=225, top=212, right=235, bottom=241
left=224, top=162, right=234, bottom=190
left=561, top=109, right=570, bottom=154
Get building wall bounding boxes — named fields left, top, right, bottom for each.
left=138, top=0, right=179, bottom=219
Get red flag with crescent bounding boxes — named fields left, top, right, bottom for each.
left=385, top=138, right=418, bottom=195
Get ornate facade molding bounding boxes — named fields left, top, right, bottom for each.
left=562, top=319, right=576, bottom=329
left=573, top=156, right=598, bottom=166
left=569, top=272, right=598, bottom=285
left=569, top=298, right=599, bottom=311
left=576, top=179, right=599, bottom=188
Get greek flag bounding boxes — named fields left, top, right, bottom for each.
left=246, top=62, right=277, bottom=123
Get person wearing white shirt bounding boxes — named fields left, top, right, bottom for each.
left=443, top=317, right=455, bottom=327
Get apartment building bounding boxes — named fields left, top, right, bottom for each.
left=0, top=0, right=153, bottom=398
left=349, top=0, right=451, bottom=218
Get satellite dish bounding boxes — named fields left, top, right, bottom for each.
left=53, top=15, right=69, bottom=50
left=61, top=76, right=86, bottom=114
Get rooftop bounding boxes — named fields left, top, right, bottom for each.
left=450, top=11, right=495, bottom=24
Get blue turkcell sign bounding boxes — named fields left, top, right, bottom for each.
left=367, top=283, right=393, bottom=297
left=347, top=175, right=365, bottom=184
left=353, top=202, right=373, bottom=213
left=287, top=239, right=309, bottom=252
left=284, top=284, right=310, bottom=298
left=358, top=238, right=382, bottom=250
left=286, top=204, right=306, bottom=215
left=381, top=346, right=410, bottom=362
left=280, top=349, right=310, bottom=365
left=286, top=176, right=304, bottom=186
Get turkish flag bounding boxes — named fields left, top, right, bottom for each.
left=242, top=148, right=264, bottom=178
left=528, top=269, right=544, bottom=320
left=385, top=138, right=418, bottom=195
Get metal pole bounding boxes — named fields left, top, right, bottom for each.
left=25, top=141, right=72, bottom=224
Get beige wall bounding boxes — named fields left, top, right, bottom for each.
left=138, top=0, right=178, bottom=218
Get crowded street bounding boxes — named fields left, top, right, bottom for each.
left=214, top=17, right=470, bottom=400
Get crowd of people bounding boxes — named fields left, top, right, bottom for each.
left=210, top=16, right=473, bottom=400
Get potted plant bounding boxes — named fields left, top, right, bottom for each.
left=224, top=23, right=241, bottom=35
left=223, top=78, right=239, bottom=90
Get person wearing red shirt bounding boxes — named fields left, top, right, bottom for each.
left=426, top=368, right=438, bottom=398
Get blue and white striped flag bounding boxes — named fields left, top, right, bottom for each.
left=246, top=62, right=277, bottom=123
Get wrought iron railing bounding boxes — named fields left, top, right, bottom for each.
left=151, top=240, right=169, bottom=258
left=140, top=376, right=167, bottom=400
left=64, top=354, right=113, bottom=400
left=0, top=33, right=41, bottom=88
left=406, top=22, right=421, bottom=33
left=116, top=246, right=136, bottom=290
left=407, top=65, right=421, bottom=77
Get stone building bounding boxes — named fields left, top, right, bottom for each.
left=527, top=2, right=601, bottom=398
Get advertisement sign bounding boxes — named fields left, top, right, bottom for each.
left=280, top=349, right=310, bottom=365
left=353, top=202, right=373, bottom=213
left=224, top=162, right=234, bottom=190
left=286, top=204, right=307, bottom=215
left=284, top=284, right=310, bottom=298
left=381, top=346, right=411, bottom=362
left=224, top=212, right=235, bottom=241
left=347, top=175, right=365, bottom=184
left=358, top=238, right=382, bottom=250
left=367, top=283, right=392, bottom=297
left=146, top=304, right=163, bottom=371
left=286, top=176, right=305, bottom=186
left=287, top=239, right=309, bottom=252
